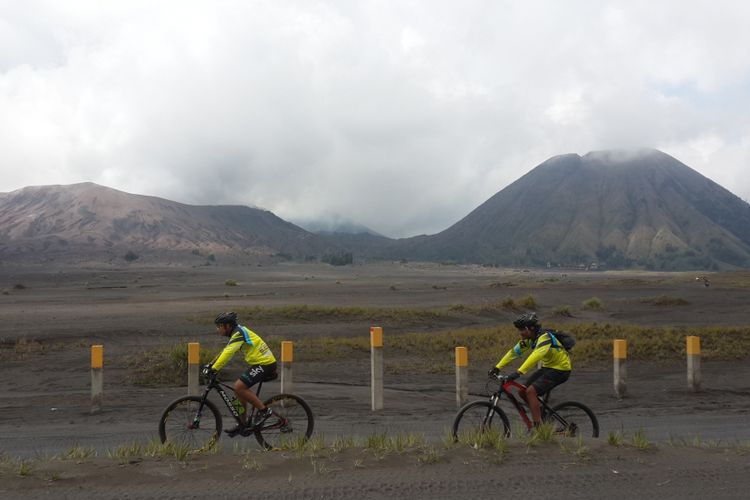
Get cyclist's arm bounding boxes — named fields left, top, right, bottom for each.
left=494, top=341, right=527, bottom=369
left=517, top=341, right=551, bottom=374
left=210, top=332, right=244, bottom=371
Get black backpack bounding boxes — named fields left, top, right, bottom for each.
left=545, top=329, right=575, bottom=352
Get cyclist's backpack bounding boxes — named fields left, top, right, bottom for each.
left=545, top=329, right=576, bottom=352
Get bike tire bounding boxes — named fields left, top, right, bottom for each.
left=546, top=401, right=599, bottom=438
left=452, top=401, right=511, bottom=445
left=254, top=393, right=314, bottom=450
left=158, top=396, right=222, bottom=451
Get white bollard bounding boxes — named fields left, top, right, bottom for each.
left=188, top=342, right=200, bottom=396
left=613, top=339, right=627, bottom=399
left=281, top=341, right=294, bottom=394
left=91, top=345, right=103, bottom=414
left=370, top=326, right=383, bottom=411
left=687, top=336, right=701, bottom=392
left=455, top=347, right=469, bottom=408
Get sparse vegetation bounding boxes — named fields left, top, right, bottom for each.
left=607, top=430, right=624, bottom=447
left=63, top=445, right=96, bottom=460
left=224, top=279, right=238, bottom=286
left=631, top=429, right=653, bottom=450
left=134, top=321, right=750, bottom=381
left=125, top=343, right=222, bottom=386
left=519, top=295, right=537, bottom=310
left=582, top=297, right=602, bottom=310
left=640, top=295, right=690, bottom=306
left=553, top=305, right=573, bottom=317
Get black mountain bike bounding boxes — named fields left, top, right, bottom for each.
left=452, top=374, right=599, bottom=441
left=159, top=368, right=314, bottom=451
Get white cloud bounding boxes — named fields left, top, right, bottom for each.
left=1, top=0, right=750, bottom=237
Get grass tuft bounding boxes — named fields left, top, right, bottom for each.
left=631, top=429, right=653, bottom=450
left=582, top=297, right=603, bottom=310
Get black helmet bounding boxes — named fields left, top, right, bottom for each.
left=513, top=312, right=539, bottom=330
left=214, top=312, right=238, bottom=325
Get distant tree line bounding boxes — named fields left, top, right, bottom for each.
left=322, top=252, right=353, bottom=266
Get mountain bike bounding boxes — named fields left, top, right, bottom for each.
left=452, top=374, right=599, bottom=442
left=158, top=368, right=314, bottom=451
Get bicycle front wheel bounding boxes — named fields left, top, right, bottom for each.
left=546, top=401, right=599, bottom=438
left=254, top=394, right=314, bottom=450
left=452, top=401, right=511, bottom=445
left=159, top=396, right=222, bottom=451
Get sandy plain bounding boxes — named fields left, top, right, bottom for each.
left=1, top=261, right=749, bottom=499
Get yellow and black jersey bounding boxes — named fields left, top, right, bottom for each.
left=494, top=330, right=571, bottom=374
left=210, top=325, right=276, bottom=371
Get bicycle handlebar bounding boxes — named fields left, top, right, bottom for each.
left=489, top=373, right=526, bottom=391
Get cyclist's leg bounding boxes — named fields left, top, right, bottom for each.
left=236, top=364, right=275, bottom=414
left=530, top=369, right=571, bottom=424
left=523, top=369, right=545, bottom=425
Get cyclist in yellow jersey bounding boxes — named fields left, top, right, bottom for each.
left=489, top=313, right=571, bottom=427
left=206, top=312, right=278, bottom=437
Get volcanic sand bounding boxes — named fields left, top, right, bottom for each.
left=1, top=262, right=749, bottom=499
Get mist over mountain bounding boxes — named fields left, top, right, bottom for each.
left=393, top=149, right=750, bottom=270
left=291, top=216, right=385, bottom=237
left=2, top=149, right=749, bottom=270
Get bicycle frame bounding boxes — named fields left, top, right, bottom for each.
left=492, top=379, right=558, bottom=430
left=192, top=377, right=266, bottom=428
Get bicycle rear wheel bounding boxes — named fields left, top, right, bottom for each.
left=159, top=396, right=222, bottom=451
left=546, top=401, right=599, bottom=438
left=254, top=394, right=314, bottom=450
left=452, top=401, right=511, bottom=445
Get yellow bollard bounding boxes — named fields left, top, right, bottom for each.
left=370, top=326, right=383, bottom=411
left=613, top=339, right=627, bottom=399
left=687, top=336, right=701, bottom=392
left=455, top=347, right=469, bottom=408
left=281, top=341, right=294, bottom=393
left=188, top=342, right=200, bottom=396
left=91, top=345, right=104, bottom=413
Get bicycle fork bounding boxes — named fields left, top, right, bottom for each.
left=482, top=394, right=501, bottom=428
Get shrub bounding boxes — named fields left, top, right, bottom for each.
left=640, top=295, right=689, bottom=306
left=519, top=295, right=537, bottom=310
left=582, top=297, right=602, bottom=310
left=123, top=251, right=139, bottom=262
left=553, top=305, right=573, bottom=317
left=225, top=279, right=238, bottom=286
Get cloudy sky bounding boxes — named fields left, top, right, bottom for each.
left=1, top=1, right=749, bottom=237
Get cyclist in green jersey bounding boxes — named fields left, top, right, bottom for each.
left=489, top=312, right=572, bottom=428
left=205, top=312, right=278, bottom=437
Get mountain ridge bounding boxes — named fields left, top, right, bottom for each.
left=2, top=149, right=750, bottom=270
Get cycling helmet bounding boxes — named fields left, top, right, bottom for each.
left=214, top=311, right=238, bottom=326
left=513, top=312, right=539, bottom=330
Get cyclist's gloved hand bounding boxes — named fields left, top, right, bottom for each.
left=488, top=367, right=501, bottom=377
left=506, top=371, right=521, bottom=381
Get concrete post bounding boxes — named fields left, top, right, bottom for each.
left=188, top=342, right=200, bottom=396
left=91, top=345, right=103, bottom=414
left=281, top=341, right=294, bottom=394
left=613, top=339, right=627, bottom=399
left=455, top=347, right=469, bottom=408
left=687, top=336, right=701, bottom=392
left=370, top=326, right=383, bottom=411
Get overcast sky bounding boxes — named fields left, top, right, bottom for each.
left=1, top=1, right=749, bottom=237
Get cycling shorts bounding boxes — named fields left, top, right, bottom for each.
left=524, top=367, right=570, bottom=396
left=239, top=362, right=278, bottom=388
